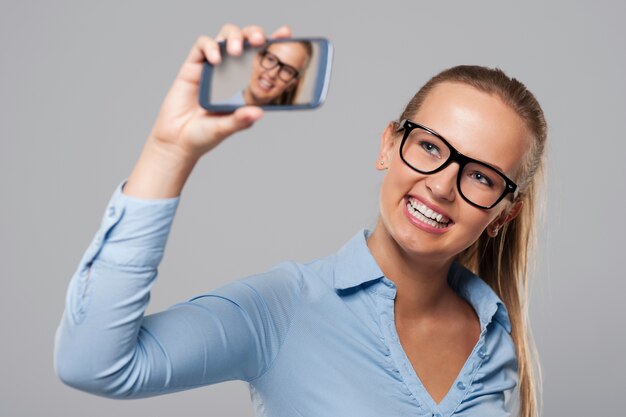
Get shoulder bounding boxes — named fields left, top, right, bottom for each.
left=203, top=254, right=339, bottom=311
left=448, top=262, right=519, bottom=372
left=191, top=230, right=369, bottom=324
left=449, top=262, right=513, bottom=334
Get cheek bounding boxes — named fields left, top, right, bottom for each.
left=465, top=215, right=491, bottom=238
left=381, top=157, right=419, bottom=197
left=379, top=166, right=401, bottom=207
left=379, top=161, right=419, bottom=221
left=461, top=205, right=505, bottom=242
left=278, top=80, right=293, bottom=92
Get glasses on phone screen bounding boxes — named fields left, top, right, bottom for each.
left=259, top=51, right=300, bottom=82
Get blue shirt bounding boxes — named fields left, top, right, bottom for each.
left=220, top=90, right=246, bottom=105
left=55, top=181, right=519, bottom=417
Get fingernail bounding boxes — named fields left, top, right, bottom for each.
left=209, top=50, right=221, bottom=63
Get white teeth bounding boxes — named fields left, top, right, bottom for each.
left=259, top=78, right=273, bottom=89
left=407, top=198, right=450, bottom=226
left=407, top=203, right=445, bottom=228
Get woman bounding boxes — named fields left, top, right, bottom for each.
left=55, top=23, right=545, bottom=417
left=242, top=40, right=312, bottom=105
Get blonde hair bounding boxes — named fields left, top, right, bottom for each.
left=397, top=65, right=547, bottom=417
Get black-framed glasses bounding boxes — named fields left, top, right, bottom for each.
left=396, top=119, right=518, bottom=209
left=259, top=51, right=300, bottom=82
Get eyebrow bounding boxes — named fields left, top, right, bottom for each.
left=455, top=141, right=507, bottom=174
left=460, top=143, right=507, bottom=173
left=265, top=51, right=299, bottom=72
left=414, top=121, right=508, bottom=174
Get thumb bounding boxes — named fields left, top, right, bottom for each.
left=212, top=106, right=264, bottom=139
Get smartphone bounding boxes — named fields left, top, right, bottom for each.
left=199, top=38, right=333, bottom=111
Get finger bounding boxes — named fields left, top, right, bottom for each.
left=212, top=106, right=264, bottom=138
left=242, top=25, right=266, bottom=47
left=215, top=23, right=239, bottom=41
left=186, top=35, right=222, bottom=66
left=216, top=23, right=244, bottom=56
left=270, top=25, right=292, bottom=39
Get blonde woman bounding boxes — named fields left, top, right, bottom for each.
left=243, top=41, right=312, bottom=105
left=55, top=23, right=545, bottom=417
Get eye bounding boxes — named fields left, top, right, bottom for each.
left=468, top=170, right=495, bottom=187
left=419, top=141, right=442, bottom=158
left=282, top=66, right=297, bottom=78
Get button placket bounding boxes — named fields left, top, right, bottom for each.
left=378, top=293, right=434, bottom=413
left=381, top=307, right=400, bottom=375
left=477, top=345, right=488, bottom=359
left=373, top=287, right=421, bottom=404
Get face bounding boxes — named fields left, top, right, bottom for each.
left=247, top=42, right=310, bottom=105
left=376, top=82, right=530, bottom=263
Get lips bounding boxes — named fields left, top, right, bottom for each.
left=257, top=76, right=275, bottom=91
left=405, top=196, right=454, bottom=230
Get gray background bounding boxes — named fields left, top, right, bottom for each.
left=1, top=1, right=624, bottom=416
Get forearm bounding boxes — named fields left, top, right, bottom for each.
left=54, top=23, right=285, bottom=398
left=54, top=183, right=180, bottom=396
left=124, top=136, right=200, bottom=199
left=53, top=183, right=278, bottom=397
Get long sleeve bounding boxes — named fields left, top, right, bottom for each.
left=54, top=181, right=299, bottom=398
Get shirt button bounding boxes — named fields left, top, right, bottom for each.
left=478, top=347, right=487, bottom=359
left=456, top=381, right=466, bottom=390
left=107, top=206, right=116, bottom=217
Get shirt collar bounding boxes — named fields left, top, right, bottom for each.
left=447, top=262, right=512, bottom=333
left=333, top=229, right=385, bottom=290
left=333, top=229, right=512, bottom=333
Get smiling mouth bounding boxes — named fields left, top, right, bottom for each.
left=258, top=76, right=275, bottom=91
left=406, top=197, right=452, bottom=229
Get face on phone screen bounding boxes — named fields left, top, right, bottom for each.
left=200, top=38, right=332, bottom=111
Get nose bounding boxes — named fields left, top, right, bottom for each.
left=265, top=65, right=280, bottom=79
left=424, top=163, right=458, bottom=202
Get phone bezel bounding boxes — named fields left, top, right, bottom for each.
left=199, top=38, right=333, bottom=111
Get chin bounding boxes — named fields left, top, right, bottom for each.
left=386, top=213, right=464, bottom=263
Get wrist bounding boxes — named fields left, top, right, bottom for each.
left=124, top=137, right=200, bottom=199
left=145, top=133, right=204, bottom=165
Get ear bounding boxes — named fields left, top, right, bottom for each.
left=503, top=199, right=524, bottom=223
left=487, top=200, right=524, bottom=237
left=376, top=122, right=398, bottom=170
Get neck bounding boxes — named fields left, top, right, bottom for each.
left=367, top=219, right=456, bottom=320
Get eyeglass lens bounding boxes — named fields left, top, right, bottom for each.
left=260, top=53, right=298, bottom=82
left=401, top=127, right=508, bottom=208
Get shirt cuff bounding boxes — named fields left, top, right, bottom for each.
left=77, top=180, right=181, bottom=271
